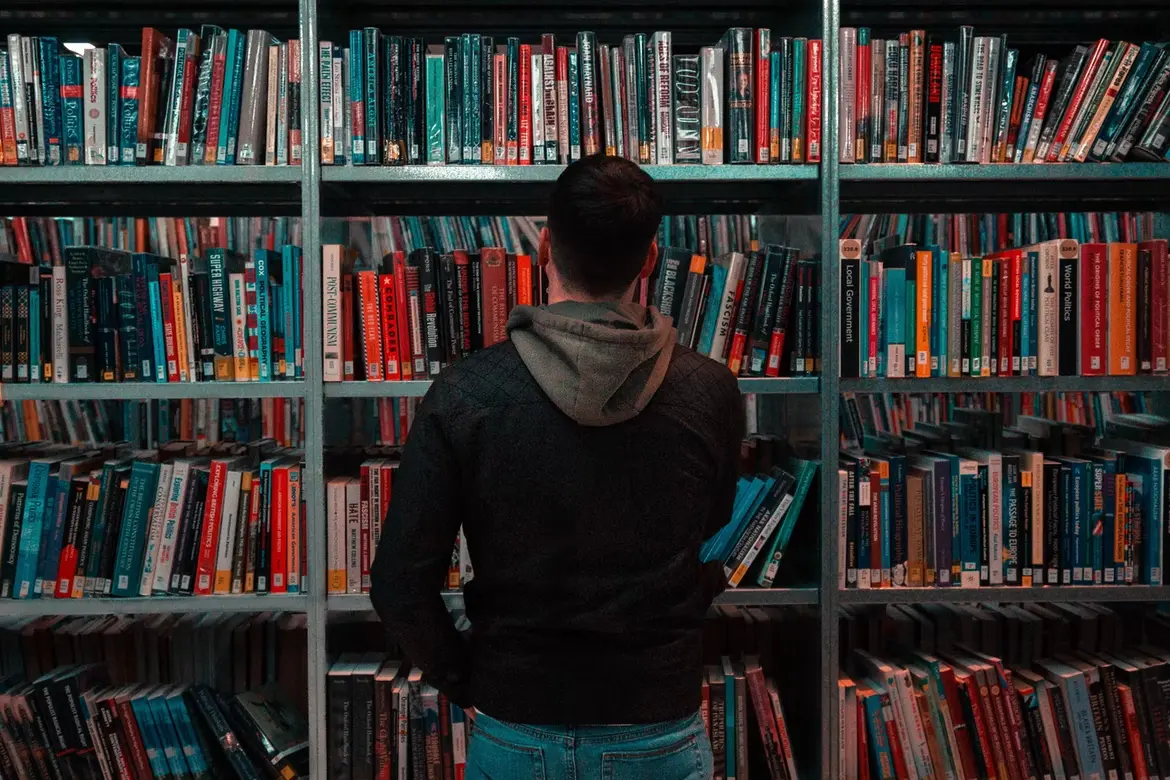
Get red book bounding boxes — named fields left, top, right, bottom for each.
left=176, top=36, right=200, bottom=161
left=1005, top=75, right=1027, bottom=159
left=359, top=462, right=371, bottom=592
left=857, top=695, right=871, bottom=780
left=1118, top=684, right=1150, bottom=780
left=1080, top=242, right=1108, bottom=375
left=397, top=400, right=410, bottom=445
left=0, top=77, right=16, bottom=163
left=194, top=460, right=228, bottom=596
left=855, top=36, right=870, bottom=162
left=555, top=46, right=569, bottom=163
left=764, top=254, right=799, bottom=377
left=55, top=478, right=92, bottom=598
left=997, top=253, right=1012, bottom=376
left=356, top=270, right=384, bottom=381
left=379, top=273, right=401, bottom=381
left=454, top=251, right=473, bottom=354
left=341, top=272, right=356, bottom=381
left=288, top=39, right=302, bottom=164
left=516, top=254, right=533, bottom=307
left=269, top=463, right=289, bottom=593
left=806, top=40, right=822, bottom=163
left=518, top=44, right=532, bottom=164
left=1143, top=239, right=1168, bottom=373
left=1024, top=61, right=1058, bottom=161
left=940, top=664, right=979, bottom=780
left=1046, top=38, right=1109, bottom=161
left=392, top=251, right=413, bottom=380
left=883, top=699, right=910, bottom=780
left=956, top=670, right=996, bottom=780
left=115, top=694, right=154, bottom=780
left=480, top=248, right=508, bottom=347
left=379, top=461, right=395, bottom=527
left=158, top=272, right=181, bottom=382
left=204, top=39, right=227, bottom=162
left=137, top=28, right=173, bottom=164
left=754, top=29, right=771, bottom=163
left=743, top=661, right=786, bottom=780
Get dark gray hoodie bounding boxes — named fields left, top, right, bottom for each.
left=506, top=300, right=677, bottom=427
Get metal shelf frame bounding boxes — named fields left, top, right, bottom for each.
left=8, top=3, right=1170, bottom=777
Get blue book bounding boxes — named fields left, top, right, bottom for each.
left=119, top=56, right=141, bottom=166
left=254, top=249, right=276, bottom=382
left=702, top=477, right=753, bottom=562
left=364, top=28, right=380, bottom=163
left=145, top=260, right=167, bottom=381
left=218, top=30, right=246, bottom=164
left=35, top=477, right=69, bottom=596
left=14, top=457, right=62, bottom=599
left=770, top=51, right=781, bottom=158
left=32, top=476, right=62, bottom=596
left=59, top=54, right=84, bottom=164
left=862, top=680, right=896, bottom=778
left=111, top=461, right=160, bottom=596
left=884, top=266, right=906, bottom=377
left=958, top=458, right=980, bottom=587
left=37, top=37, right=63, bottom=165
left=709, top=477, right=772, bottom=564
left=696, top=261, right=728, bottom=356
left=130, top=693, right=172, bottom=780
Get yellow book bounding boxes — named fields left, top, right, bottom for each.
left=170, top=279, right=190, bottom=383
left=916, top=250, right=932, bottom=377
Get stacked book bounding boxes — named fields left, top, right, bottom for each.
left=323, top=242, right=820, bottom=383
left=0, top=397, right=305, bottom=450
left=838, top=237, right=1170, bottom=379
left=0, top=244, right=304, bottom=385
left=319, top=28, right=822, bottom=166
left=838, top=399, right=1170, bottom=590
left=0, top=29, right=303, bottom=167
left=839, top=602, right=1170, bottom=780
left=838, top=28, right=1170, bottom=164
left=0, top=440, right=306, bottom=601
left=0, top=216, right=300, bottom=267
left=0, top=613, right=308, bottom=779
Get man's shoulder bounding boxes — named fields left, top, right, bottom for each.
left=430, top=340, right=541, bottom=408
left=663, top=346, right=741, bottom=400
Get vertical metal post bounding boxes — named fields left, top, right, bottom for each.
left=819, top=0, right=842, bottom=776
left=297, top=1, right=327, bottom=777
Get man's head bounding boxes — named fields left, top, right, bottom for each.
left=539, top=154, right=663, bottom=302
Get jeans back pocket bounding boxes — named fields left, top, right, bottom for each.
left=600, top=734, right=709, bottom=780
left=467, top=727, right=547, bottom=780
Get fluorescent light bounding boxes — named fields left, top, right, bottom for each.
left=64, top=43, right=94, bottom=56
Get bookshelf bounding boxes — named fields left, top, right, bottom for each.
left=4, top=0, right=1170, bottom=777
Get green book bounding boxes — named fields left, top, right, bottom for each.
left=757, top=458, right=818, bottom=587
left=111, top=461, right=160, bottom=597
left=425, top=54, right=445, bottom=164
left=791, top=38, right=807, bottom=162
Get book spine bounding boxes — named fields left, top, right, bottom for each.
left=0, top=47, right=19, bottom=165
left=726, top=28, right=753, bottom=163
left=1081, top=243, right=1108, bottom=375
left=555, top=46, right=569, bottom=163
left=518, top=44, right=532, bottom=163
left=754, top=29, right=771, bottom=163
left=807, top=39, right=822, bottom=162
left=925, top=38, right=943, bottom=163
left=674, top=55, right=701, bottom=163
left=82, top=51, right=106, bottom=165
left=907, top=30, right=925, bottom=162
left=838, top=28, right=856, bottom=163
left=319, top=41, right=334, bottom=164
left=701, top=46, right=724, bottom=165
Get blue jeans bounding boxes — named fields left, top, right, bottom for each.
left=466, top=711, right=714, bottom=780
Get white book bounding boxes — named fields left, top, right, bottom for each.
left=228, top=273, right=249, bottom=381
left=265, top=44, right=280, bottom=165
left=980, top=37, right=1000, bottom=164
left=699, top=46, right=723, bottom=166
left=138, top=462, right=175, bottom=595
left=83, top=49, right=107, bottom=165
left=856, top=651, right=920, bottom=780
left=838, top=28, right=857, bottom=163
left=1038, top=240, right=1061, bottom=376
left=7, top=35, right=29, bottom=163
left=459, top=527, right=473, bottom=583
left=894, top=667, right=934, bottom=779
left=333, top=46, right=345, bottom=163
left=151, top=461, right=191, bottom=594
left=178, top=255, right=198, bottom=382
left=651, top=31, right=673, bottom=164
left=214, top=469, right=242, bottom=594
left=346, top=478, right=361, bottom=594
left=322, top=245, right=342, bottom=381
left=1034, top=680, right=1068, bottom=780
left=531, top=54, right=545, bottom=162
left=965, top=37, right=988, bottom=162
left=319, top=42, right=334, bottom=164
left=725, top=491, right=793, bottom=586
left=939, top=42, right=955, bottom=163
left=708, top=252, right=746, bottom=361
left=327, top=478, right=347, bottom=594
left=51, top=267, right=67, bottom=382
left=163, top=30, right=190, bottom=166
left=870, top=39, right=885, bottom=161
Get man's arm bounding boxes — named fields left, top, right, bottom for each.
left=369, top=384, right=471, bottom=705
left=703, top=376, right=746, bottom=598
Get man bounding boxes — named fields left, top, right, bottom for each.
left=371, top=154, right=743, bottom=780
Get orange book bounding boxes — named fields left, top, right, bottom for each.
left=1108, top=242, right=1137, bottom=375
left=915, top=250, right=932, bottom=377
left=517, top=255, right=533, bottom=306
left=356, top=270, right=384, bottom=381
left=194, top=460, right=229, bottom=596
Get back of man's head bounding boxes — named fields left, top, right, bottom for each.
left=546, top=154, right=664, bottom=298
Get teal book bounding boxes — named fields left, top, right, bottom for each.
left=111, top=461, right=160, bottom=597
left=348, top=30, right=366, bottom=165
left=935, top=247, right=947, bottom=377
left=83, top=460, right=124, bottom=594
left=218, top=30, right=246, bottom=164
left=769, top=51, right=781, bottom=158
left=757, top=458, right=819, bottom=587
left=568, top=49, right=581, bottom=161
left=167, top=689, right=212, bottom=779
left=904, top=279, right=916, bottom=376
left=130, top=692, right=173, bottom=780
left=701, top=476, right=767, bottom=564
left=14, top=458, right=58, bottom=599
left=861, top=679, right=895, bottom=778
left=695, top=260, right=728, bottom=356
left=34, top=477, right=67, bottom=595
left=150, top=689, right=195, bottom=779
left=425, top=54, right=445, bottom=164
left=282, top=246, right=299, bottom=379
left=791, top=38, right=806, bottom=160
left=60, top=54, right=84, bottom=164
left=363, top=27, right=380, bottom=163
left=119, top=56, right=141, bottom=166
left=444, top=37, right=462, bottom=163
left=722, top=657, right=736, bottom=780
left=884, top=266, right=906, bottom=377
left=146, top=258, right=167, bottom=381
left=464, top=34, right=480, bottom=163
left=37, top=37, right=63, bottom=165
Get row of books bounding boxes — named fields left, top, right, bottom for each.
left=838, top=402, right=1170, bottom=590
left=840, top=212, right=1156, bottom=262
left=327, top=399, right=419, bottom=449
left=701, top=455, right=818, bottom=589
left=841, top=390, right=1151, bottom=445
left=1, top=216, right=301, bottom=268
left=0, top=440, right=306, bottom=602
left=0, top=29, right=302, bottom=166
left=839, top=601, right=1170, bottom=780
left=838, top=238, right=1170, bottom=379
left=0, top=615, right=309, bottom=779
left=837, top=27, right=1170, bottom=164
left=319, top=28, right=821, bottom=166
left=0, top=244, right=304, bottom=384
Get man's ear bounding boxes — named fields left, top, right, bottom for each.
left=538, top=226, right=552, bottom=268
left=640, top=239, right=659, bottom=279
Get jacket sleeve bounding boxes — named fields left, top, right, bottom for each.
left=702, top=376, right=746, bottom=599
left=369, top=383, right=471, bottom=706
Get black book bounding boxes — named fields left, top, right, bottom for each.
left=0, top=482, right=27, bottom=598
left=408, top=673, right=426, bottom=780
left=171, top=466, right=209, bottom=595
left=467, top=253, right=484, bottom=353
left=11, top=281, right=29, bottom=384
left=1058, top=249, right=1079, bottom=376
left=383, top=35, right=405, bottom=165
left=438, top=254, right=462, bottom=366
left=840, top=246, right=861, bottom=378
left=1138, top=247, right=1153, bottom=373
left=97, top=466, right=131, bottom=595
left=654, top=247, right=690, bottom=324
left=408, top=38, right=424, bottom=165
left=481, top=35, right=494, bottom=159
left=0, top=286, right=13, bottom=383
left=408, top=249, right=444, bottom=378
left=113, top=274, right=140, bottom=381
left=349, top=657, right=379, bottom=780
left=721, top=28, right=752, bottom=164
left=1037, top=47, right=1089, bottom=158
left=189, top=686, right=263, bottom=780
left=191, top=265, right=216, bottom=381
left=39, top=269, right=53, bottom=382
left=1112, top=52, right=1170, bottom=161
left=257, top=461, right=273, bottom=594
left=95, top=276, right=119, bottom=382
left=746, top=247, right=785, bottom=376
left=225, top=685, right=310, bottom=780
